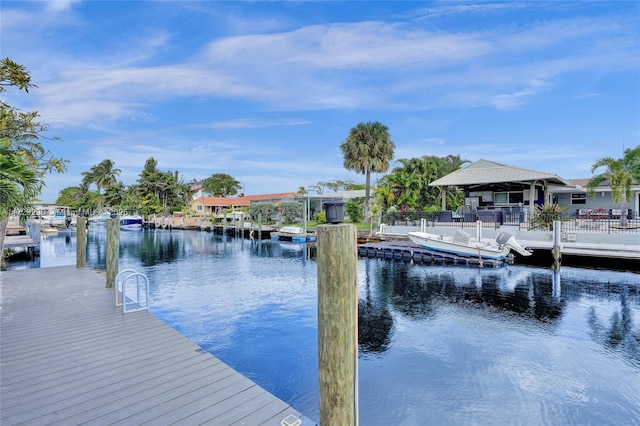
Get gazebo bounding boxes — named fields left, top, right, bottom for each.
left=429, top=159, right=570, bottom=221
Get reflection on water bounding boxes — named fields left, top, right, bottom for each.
left=8, top=229, right=640, bottom=424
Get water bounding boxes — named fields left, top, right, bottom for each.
left=6, top=228, right=640, bottom=425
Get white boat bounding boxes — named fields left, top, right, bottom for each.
left=407, top=230, right=532, bottom=261
left=271, top=226, right=316, bottom=242
left=119, top=214, right=143, bottom=230
left=89, top=210, right=113, bottom=225
left=41, top=206, right=72, bottom=230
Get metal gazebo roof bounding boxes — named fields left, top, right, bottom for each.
left=429, top=159, right=569, bottom=187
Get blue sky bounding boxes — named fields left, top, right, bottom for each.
left=2, top=1, right=639, bottom=202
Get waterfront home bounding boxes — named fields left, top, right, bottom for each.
left=189, top=192, right=298, bottom=217
left=429, top=159, right=639, bottom=221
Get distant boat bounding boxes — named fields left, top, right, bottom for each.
left=407, top=230, right=531, bottom=261
left=119, top=214, right=143, bottom=230
left=40, top=206, right=72, bottom=230
left=88, top=210, right=113, bottom=225
left=271, top=226, right=316, bottom=242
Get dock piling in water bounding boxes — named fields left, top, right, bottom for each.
left=317, top=224, right=358, bottom=425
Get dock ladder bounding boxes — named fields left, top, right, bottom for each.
left=115, top=269, right=150, bottom=313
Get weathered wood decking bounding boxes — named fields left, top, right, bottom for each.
left=1, top=266, right=313, bottom=426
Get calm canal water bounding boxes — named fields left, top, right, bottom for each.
left=8, top=227, right=640, bottom=425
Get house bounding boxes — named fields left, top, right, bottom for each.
left=554, top=179, right=640, bottom=219
left=428, top=159, right=640, bottom=221
left=188, top=192, right=299, bottom=217
left=429, top=159, right=569, bottom=218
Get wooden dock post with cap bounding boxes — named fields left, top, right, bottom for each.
left=106, top=217, right=119, bottom=288
left=317, top=223, right=359, bottom=425
left=76, top=216, right=87, bottom=268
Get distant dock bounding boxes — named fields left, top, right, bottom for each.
left=1, top=266, right=315, bottom=426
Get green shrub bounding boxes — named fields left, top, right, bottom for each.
left=345, top=199, right=363, bottom=223
left=532, top=203, right=568, bottom=230
left=314, top=210, right=326, bottom=224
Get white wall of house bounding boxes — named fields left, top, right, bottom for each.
left=555, top=189, right=640, bottom=218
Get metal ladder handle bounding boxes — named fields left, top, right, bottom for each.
left=115, top=269, right=138, bottom=307
left=122, top=272, right=150, bottom=313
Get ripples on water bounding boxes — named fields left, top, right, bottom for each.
left=10, top=228, right=640, bottom=425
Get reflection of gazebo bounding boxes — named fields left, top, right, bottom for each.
left=429, top=159, right=570, bottom=219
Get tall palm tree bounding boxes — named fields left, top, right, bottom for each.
left=586, top=146, right=640, bottom=227
left=341, top=121, right=395, bottom=214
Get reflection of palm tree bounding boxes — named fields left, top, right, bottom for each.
left=587, top=285, right=640, bottom=366
left=358, top=259, right=394, bottom=355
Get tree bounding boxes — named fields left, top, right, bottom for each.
left=377, top=154, right=469, bottom=211
left=0, top=58, right=66, bottom=253
left=202, top=173, right=241, bottom=197
left=586, top=146, right=640, bottom=227
left=135, top=157, right=189, bottom=215
left=0, top=138, right=38, bottom=215
left=341, top=121, right=395, bottom=213
left=81, top=159, right=121, bottom=208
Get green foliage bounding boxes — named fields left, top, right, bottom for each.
left=202, top=173, right=241, bottom=197
left=0, top=58, right=67, bottom=222
left=0, top=138, right=38, bottom=217
left=279, top=201, right=302, bottom=223
left=138, top=193, right=163, bottom=216
left=135, top=158, right=189, bottom=215
left=249, top=202, right=275, bottom=223
left=586, top=146, right=640, bottom=226
left=532, top=203, right=568, bottom=230
left=345, top=199, right=364, bottom=223
left=376, top=154, right=469, bottom=212
left=314, top=210, right=326, bottom=224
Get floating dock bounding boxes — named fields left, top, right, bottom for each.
left=1, top=266, right=315, bottom=426
left=358, top=240, right=509, bottom=268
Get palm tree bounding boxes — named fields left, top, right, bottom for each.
left=81, top=159, right=121, bottom=208
left=0, top=138, right=39, bottom=254
left=586, top=146, right=640, bottom=227
left=341, top=121, right=395, bottom=214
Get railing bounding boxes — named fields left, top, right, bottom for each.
left=381, top=210, right=640, bottom=234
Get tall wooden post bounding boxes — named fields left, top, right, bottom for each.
left=106, top=217, right=119, bottom=288
left=317, top=224, right=358, bottom=425
left=76, top=217, right=87, bottom=268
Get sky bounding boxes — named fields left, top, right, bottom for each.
left=2, top=1, right=639, bottom=202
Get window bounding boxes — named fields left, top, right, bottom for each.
left=571, top=194, right=586, bottom=205
left=494, top=192, right=523, bottom=205
left=494, top=193, right=508, bottom=204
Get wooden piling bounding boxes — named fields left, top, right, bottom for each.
left=317, top=224, right=358, bottom=425
left=552, top=220, right=562, bottom=272
left=106, top=217, right=119, bottom=288
left=76, top=217, right=87, bottom=268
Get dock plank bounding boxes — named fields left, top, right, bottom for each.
left=1, top=266, right=314, bottom=426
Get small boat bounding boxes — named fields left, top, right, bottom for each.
left=119, top=214, right=143, bottom=230
left=270, top=226, right=316, bottom=242
left=407, top=230, right=531, bottom=261
left=89, top=210, right=113, bottom=225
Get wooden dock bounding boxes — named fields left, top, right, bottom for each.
left=1, top=266, right=314, bottom=426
